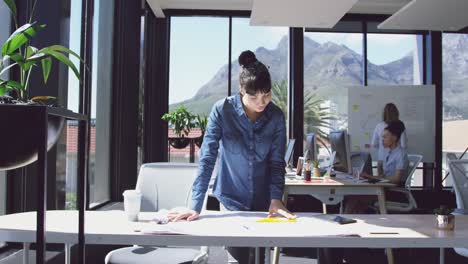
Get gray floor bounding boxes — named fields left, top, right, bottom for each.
left=207, top=247, right=317, bottom=264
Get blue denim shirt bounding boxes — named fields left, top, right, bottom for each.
left=191, top=93, right=286, bottom=213
left=383, top=145, right=409, bottom=185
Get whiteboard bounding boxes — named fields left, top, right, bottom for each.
left=348, top=85, right=435, bottom=163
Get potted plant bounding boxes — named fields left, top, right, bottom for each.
left=162, top=106, right=195, bottom=149
left=194, top=113, right=208, bottom=148
left=434, top=205, right=455, bottom=230
left=0, top=0, right=82, bottom=170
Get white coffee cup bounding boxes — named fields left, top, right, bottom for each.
left=123, top=190, right=142, bottom=221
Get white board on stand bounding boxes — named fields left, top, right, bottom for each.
left=348, top=85, right=435, bottom=163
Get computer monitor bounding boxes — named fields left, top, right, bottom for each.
left=284, top=139, right=296, bottom=166
left=329, top=130, right=352, bottom=174
left=304, top=133, right=317, bottom=161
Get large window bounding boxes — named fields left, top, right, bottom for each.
left=88, top=0, right=114, bottom=206
left=442, top=33, right=468, bottom=187
left=169, top=17, right=229, bottom=162
left=303, top=32, right=363, bottom=158
left=63, top=0, right=82, bottom=210
left=64, top=0, right=113, bottom=208
left=168, top=17, right=290, bottom=163
left=232, top=18, right=289, bottom=133
left=367, top=34, right=423, bottom=85
left=0, top=0, right=10, bottom=247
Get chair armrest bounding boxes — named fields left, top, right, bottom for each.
left=453, top=208, right=468, bottom=215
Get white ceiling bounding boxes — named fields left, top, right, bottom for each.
left=250, top=0, right=358, bottom=28
left=378, top=0, right=468, bottom=31
left=151, top=0, right=411, bottom=14
left=147, top=0, right=468, bottom=31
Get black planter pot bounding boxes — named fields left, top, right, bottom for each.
left=169, top=137, right=190, bottom=149
left=194, top=135, right=204, bottom=148
left=0, top=105, right=65, bottom=170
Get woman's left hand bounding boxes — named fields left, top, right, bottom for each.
left=360, top=172, right=373, bottom=179
left=268, top=199, right=296, bottom=219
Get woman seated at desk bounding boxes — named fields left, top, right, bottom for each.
left=319, top=121, right=409, bottom=264
left=371, top=103, right=408, bottom=169
left=345, top=120, right=409, bottom=214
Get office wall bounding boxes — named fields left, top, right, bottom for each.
left=348, top=85, right=436, bottom=163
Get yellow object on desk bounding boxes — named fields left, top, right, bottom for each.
left=256, top=217, right=297, bottom=223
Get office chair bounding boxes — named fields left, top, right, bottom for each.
left=448, top=160, right=468, bottom=258
left=105, top=163, right=209, bottom=264
left=385, top=154, right=423, bottom=213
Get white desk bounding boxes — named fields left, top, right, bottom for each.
left=277, top=173, right=397, bottom=264
left=0, top=210, right=466, bottom=264
left=284, top=172, right=396, bottom=214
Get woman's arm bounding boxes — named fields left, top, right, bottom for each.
left=361, top=169, right=404, bottom=184
left=269, top=112, right=287, bottom=203
left=371, top=124, right=380, bottom=149
left=190, top=104, right=222, bottom=213
left=268, top=112, right=296, bottom=219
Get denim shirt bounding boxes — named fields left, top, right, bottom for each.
left=383, top=145, right=409, bottom=185
left=191, top=93, right=286, bottom=213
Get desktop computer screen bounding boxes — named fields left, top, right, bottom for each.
left=304, top=133, right=317, bottom=161
left=329, top=130, right=352, bottom=174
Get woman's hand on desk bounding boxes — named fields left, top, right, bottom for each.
left=268, top=199, right=296, bottom=219
left=167, top=209, right=199, bottom=222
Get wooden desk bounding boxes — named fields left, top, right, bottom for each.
left=0, top=210, right=465, bottom=264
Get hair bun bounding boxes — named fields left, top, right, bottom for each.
left=238, top=50, right=257, bottom=67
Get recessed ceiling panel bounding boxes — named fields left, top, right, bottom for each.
left=378, top=0, right=468, bottom=31
left=250, top=0, right=358, bottom=28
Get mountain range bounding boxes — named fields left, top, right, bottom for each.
left=172, top=34, right=468, bottom=121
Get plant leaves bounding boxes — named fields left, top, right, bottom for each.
left=3, top=0, right=17, bottom=18
left=44, top=45, right=81, bottom=60
left=41, top=49, right=80, bottom=79
left=0, top=80, right=22, bottom=89
left=5, top=53, right=24, bottom=64
left=2, top=23, right=45, bottom=56
left=32, top=96, right=56, bottom=100
left=26, top=46, right=38, bottom=58
left=0, top=86, right=13, bottom=96
left=0, top=62, right=18, bottom=76
left=41, top=57, right=52, bottom=83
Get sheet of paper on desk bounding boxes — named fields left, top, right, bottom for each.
left=139, top=222, right=186, bottom=235
left=242, top=216, right=359, bottom=237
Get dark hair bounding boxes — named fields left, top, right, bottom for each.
left=384, top=120, right=406, bottom=141
left=382, top=103, right=400, bottom=123
left=238, top=50, right=271, bottom=95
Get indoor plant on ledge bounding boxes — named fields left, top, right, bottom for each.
left=194, top=113, right=208, bottom=148
left=162, top=106, right=196, bottom=149
left=0, top=0, right=82, bottom=170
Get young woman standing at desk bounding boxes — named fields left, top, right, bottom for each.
left=168, top=50, right=296, bottom=264
left=371, top=103, right=408, bottom=169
